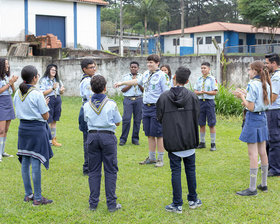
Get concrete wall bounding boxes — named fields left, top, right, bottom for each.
left=6, top=55, right=262, bottom=97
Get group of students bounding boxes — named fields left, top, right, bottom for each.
left=0, top=58, right=64, bottom=205
left=1, top=52, right=279, bottom=213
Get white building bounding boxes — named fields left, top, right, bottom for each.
left=0, top=0, right=108, bottom=49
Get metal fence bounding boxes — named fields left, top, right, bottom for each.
left=224, top=43, right=280, bottom=55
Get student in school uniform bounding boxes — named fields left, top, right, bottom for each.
left=14, top=65, right=53, bottom=205
left=79, top=59, right=97, bottom=176
left=40, top=64, right=65, bottom=147
left=233, top=61, right=271, bottom=196
left=84, top=75, right=122, bottom=212
left=115, top=54, right=170, bottom=167
left=0, top=58, right=18, bottom=162
left=194, top=62, right=218, bottom=151
left=160, top=64, right=173, bottom=87
left=119, top=61, right=143, bottom=146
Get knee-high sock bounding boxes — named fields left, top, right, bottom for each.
left=249, top=168, right=258, bottom=191
left=261, top=165, right=268, bottom=187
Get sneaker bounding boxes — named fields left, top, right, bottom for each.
left=197, top=142, right=206, bottom=149
left=24, top=194, right=34, bottom=202
left=2, top=152, right=14, bottom=157
left=132, top=140, right=139, bottom=145
left=188, top=199, right=202, bottom=209
left=119, top=141, right=125, bottom=146
left=139, top=157, right=156, bottom=165
left=165, top=203, right=182, bottom=214
left=210, top=143, right=216, bottom=151
left=52, top=137, right=62, bottom=147
left=257, top=184, right=268, bottom=192
left=89, top=205, right=97, bottom=211
left=267, top=170, right=280, bottom=177
left=236, top=188, right=257, bottom=196
left=108, top=203, right=122, bottom=212
left=32, top=196, right=53, bottom=206
left=155, top=159, right=164, bottom=167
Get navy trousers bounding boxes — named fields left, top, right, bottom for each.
left=120, top=97, right=143, bottom=143
left=266, top=110, right=280, bottom=175
left=168, top=152, right=197, bottom=206
left=87, top=132, right=118, bottom=210
left=79, top=105, right=89, bottom=174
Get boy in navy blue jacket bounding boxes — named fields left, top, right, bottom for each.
left=157, top=66, right=202, bottom=213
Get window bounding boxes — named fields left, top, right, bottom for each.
left=197, top=37, right=203, bottom=45
left=173, top=38, right=180, bottom=46
left=206, top=36, right=212, bottom=44
left=263, top=39, right=267, bottom=44
left=214, top=36, right=221, bottom=44
left=257, top=39, right=262, bottom=45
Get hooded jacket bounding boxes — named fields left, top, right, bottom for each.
left=156, top=86, right=200, bottom=152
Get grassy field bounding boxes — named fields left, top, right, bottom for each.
left=1, top=96, right=280, bottom=224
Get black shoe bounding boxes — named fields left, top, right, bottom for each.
left=210, top=143, right=216, bottom=151
left=132, top=140, right=139, bottom=145
left=89, top=205, right=97, bottom=211
left=197, top=142, right=206, bottom=149
left=108, top=203, right=122, bottom=212
left=119, top=141, right=125, bottom=146
left=267, top=171, right=280, bottom=177
left=236, top=188, right=257, bottom=196
left=257, top=184, right=268, bottom=192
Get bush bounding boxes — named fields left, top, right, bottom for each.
left=215, top=85, right=243, bottom=116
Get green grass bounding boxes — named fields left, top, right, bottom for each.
left=1, top=96, right=280, bottom=224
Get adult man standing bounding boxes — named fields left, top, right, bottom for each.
left=119, top=61, right=143, bottom=146
left=265, top=53, right=280, bottom=177
left=115, top=54, right=170, bottom=167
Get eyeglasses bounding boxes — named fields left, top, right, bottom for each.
left=87, top=66, right=96, bottom=69
left=50, top=69, right=57, bottom=72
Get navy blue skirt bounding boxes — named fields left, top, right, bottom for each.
left=239, top=111, right=269, bottom=143
left=0, top=95, right=15, bottom=121
left=17, top=120, right=53, bottom=169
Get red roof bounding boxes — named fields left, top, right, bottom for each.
left=159, top=22, right=280, bottom=36
left=75, top=0, right=108, bottom=5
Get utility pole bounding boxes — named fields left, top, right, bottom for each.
left=181, top=0, right=184, bottom=38
left=119, top=0, right=124, bottom=56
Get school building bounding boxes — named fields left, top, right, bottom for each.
left=0, top=0, right=108, bottom=49
left=149, top=22, right=280, bottom=55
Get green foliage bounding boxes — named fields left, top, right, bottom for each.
left=101, top=21, right=116, bottom=35
left=215, top=85, right=243, bottom=116
left=238, top=0, right=280, bottom=28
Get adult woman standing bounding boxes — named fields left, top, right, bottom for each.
left=0, top=58, right=18, bottom=161
left=39, top=64, right=65, bottom=147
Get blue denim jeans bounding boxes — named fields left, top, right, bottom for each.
left=168, top=152, right=197, bottom=206
left=21, top=156, right=41, bottom=201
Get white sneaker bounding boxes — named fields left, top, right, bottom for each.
left=189, top=199, right=202, bottom=209
left=155, top=159, right=164, bottom=167
left=2, top=152, right=14, bottom=158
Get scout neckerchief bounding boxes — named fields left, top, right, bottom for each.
left=252, top=75, right=261, bottom=81
left=19, top=84, right=36, bottom=102
left=130, top=73, right=139, bottom=95
left=144, top=69, right=160, bottom=91
left=80, top=74, right=90, bottom=82
left=202, top=74, right=210, bottom=100
left=89, top=94, right=109, bottom=115
left=50, top=77, right=57, bottom=98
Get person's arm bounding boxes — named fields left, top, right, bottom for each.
left=138, top=85, right=144, bottom=92
left=156, top=96, right=164, bottom=123
left=233, top=90, right=255, bottom=111
left=114, top=79, right=138, bottom=88
left=115, top=122, right=120, bottom=126
left=121, top=85, right=132, bottom=93
left=194, top=90, right=203, bottom=95
left=41, top=112, right=49, bottom=120
left=272, top=93, right=278, bottom=103
left=202, top=90, right=217, bottom=95
left=43, top=82, right=58, bottom=96
left=0, top=75, right=18, bottom=94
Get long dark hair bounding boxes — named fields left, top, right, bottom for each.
left=0, top=58, right=10, bottom=80
left=160, top=64, right=172, bottom=79
left=250, top=61, right=272, bottom=105
left=19, top=65, right=38, bottom=94
left=42, top=64, right=60, bottom=82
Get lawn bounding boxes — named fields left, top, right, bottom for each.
left=0, top=96, right=280, bottom=224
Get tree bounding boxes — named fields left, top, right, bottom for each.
left=238, top=0, right=280, bottom=28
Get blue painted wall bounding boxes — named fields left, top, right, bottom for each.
left=24, top=0, right=28, bottom=36
left=97, top=6, right=101, bottom=50
left=36, top=15, right=66, bottom=47
left=160, top=36, right=164, bottom=53
left=247, top=33, right=256, bottom=54
left=180, top=33, right=194, bottom=56
left=73, top=2, right=77, bottom=48
left=224, top=31, right=239, bottom=53
left=148, top=38, right=156, bottom=54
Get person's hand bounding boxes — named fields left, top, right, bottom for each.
left=45, top=97, right=50, bottom=105
left=9, top=75, right=18, bottom=85
left=53, top=82, right=58, bottom=89
left=60, top=86, right=65, bottom=94
left=232, top=88, right=245, bottom=98
left=114, top=82, right=123, bottom=88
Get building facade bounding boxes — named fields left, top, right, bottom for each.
left=0, top=0, right=108, bottom=49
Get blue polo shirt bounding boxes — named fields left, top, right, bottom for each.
left=194, top=75, right=218, bottom=100
left=39, top=76, right=63, bottom=97
left=269, top=69, right=280, bottom=110
left=0, top=76, right=12, bottom=96
left=122, top=73, right=143, bottom=97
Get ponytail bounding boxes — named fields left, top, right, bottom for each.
left=20, top=65, right=38, bottom=94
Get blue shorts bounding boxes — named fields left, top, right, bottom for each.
left=47, top=95, right=62, bottom=123
left=239, top=111, right=269, bottom=143
left=142, top=104, right=162, bottom=137
left=198, top=100, right=216, bottom=127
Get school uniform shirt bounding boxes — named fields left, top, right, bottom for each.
left=80, top=75, right=93, bottom=102
left=83, top=94, right=122, bottom=133
left=39, top=76, right=63, bottom=97
left=122, top=73, right=143, bottom=97
left=194, top=75, right=218, bottom=100
left=137, top=69, right=170, bottom=104
left=246, top=76, right=271, bottom=112
left=0, top=76, right=13, bottom=96
left=269, top=69, right=280, bottom=110
left=14, top=87, right=49, bottom=122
